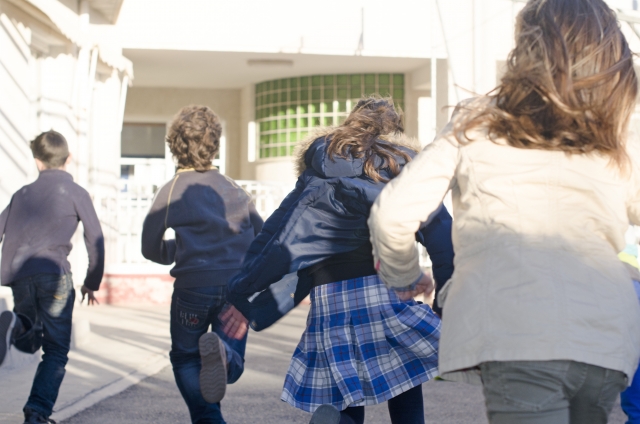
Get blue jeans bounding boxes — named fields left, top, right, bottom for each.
left=170, top=286, right=246, bottom=424
left=11, top=273, right=75, bottom=417
left=622, top=365, right=640, bottom=424
left=622, top=280, right=640, bottom=423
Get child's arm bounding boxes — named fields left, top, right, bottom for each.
left=76, top=190, right=105, bottom=291
left=369, top=135, right=458, bottom=290
left=415, top=204, right=454, bottom=315
left=141, top=184, right=176, bottom=265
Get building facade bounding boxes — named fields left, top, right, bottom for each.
left=2, top=0, right=640, bottom=304
left=0, top=0, right=131, bottom=303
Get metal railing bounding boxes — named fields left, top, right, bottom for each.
left=97, top=179, right=434, bottom=270
left=105, top=180, right=291, bottom=265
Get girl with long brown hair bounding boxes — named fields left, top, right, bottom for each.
left=370, top=0, right=640, bottom=423
left=227, top=97, right=454, bottom=424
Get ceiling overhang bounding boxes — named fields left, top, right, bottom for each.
left=124, top=49, right=431, bottom=89
left=87, top=0, right=123, bottom=24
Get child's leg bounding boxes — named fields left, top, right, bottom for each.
left=170, top=286, right=227, bottom=424
left=387, top=385, right=425, bottom=424
left=25, top=274, right=75, bottom=418
left=10, top=278, right=44, bottom=355
left=211, top=304, right=247, bottom=385
left=340, top=406, right=365, bottom=424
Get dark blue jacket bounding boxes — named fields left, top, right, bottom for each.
left=227, top=137, right=454, bottom=328
left=141, top=169, right=263, bottom=288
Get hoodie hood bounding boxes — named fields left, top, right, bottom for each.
left=293, top=127, right=421, bottom=178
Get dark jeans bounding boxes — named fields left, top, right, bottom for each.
left=170, top=286, right=247, bottom=424
left=11, top=273, right=75, bottom=417
left=339, top=385, right=425, bottom=424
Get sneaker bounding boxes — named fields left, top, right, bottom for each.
left=0, top=310, right=16, bottom=366
left=199, top=332, right=227, bottom=404
left=309, top=405, right=341, bottom=424
left=23, top=407, right=56, bottom=423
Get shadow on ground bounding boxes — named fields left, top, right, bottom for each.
left=61, top=306, right=629, bottom=424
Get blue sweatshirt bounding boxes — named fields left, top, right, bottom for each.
left=141, top=169, right=263, bottom=288
left=0, top=170, right=105, bottom=289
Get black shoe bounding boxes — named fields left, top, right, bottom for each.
left=199, top=332, right=227, bottom=404
left=0, top=310, right=16, bottom=366
left=309, top=405, right=341, bottom=424
left=23, top=407, right=56, bottom=423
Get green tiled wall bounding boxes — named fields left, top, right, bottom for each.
left=255, top=73, right=405, bottom=159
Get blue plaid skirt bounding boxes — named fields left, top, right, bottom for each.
left=281, top=275, right=441, bottom=412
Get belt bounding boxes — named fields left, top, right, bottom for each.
left=310, top=261, right=377, bottom=288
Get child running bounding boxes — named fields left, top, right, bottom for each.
left=227, top=97, right=454, bottom=424
left=141, top=105, right=263, bottom=424
left=0, top=130, right=104, bottom=424
left=369, top=1, right=640, bottom=422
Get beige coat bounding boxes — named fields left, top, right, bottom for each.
left=368, top=114, right=640, bottom=384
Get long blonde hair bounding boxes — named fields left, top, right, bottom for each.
left=455, top=0, right=637, bottom=168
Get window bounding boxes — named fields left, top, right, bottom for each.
left=255, top=73, right=405, bottom=159
left=121, top=123, right=166, bottom=158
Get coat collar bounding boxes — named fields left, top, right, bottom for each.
left=293, top=127, right=420, bottom=178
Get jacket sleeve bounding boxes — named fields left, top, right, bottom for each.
left=141, top=183, right=177, bottom=265
left=369, top=133, right=459, bottom=289
left=226, top=177, right=306, bottom=314
left=415, top=204, right=454, bottom=315
left=76, top=190, right=105, bottom=290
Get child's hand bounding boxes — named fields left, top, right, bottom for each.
left=395, top=273, right=434, bottom=302
left=219, top=304, right=248, bottom=340
left=80, top=285, right=100, bottom=306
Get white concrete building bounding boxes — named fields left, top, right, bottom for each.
left=2, top=0, right=640, bottom=303
left=0, top=0, right=131, bottom=300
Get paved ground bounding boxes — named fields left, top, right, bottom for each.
left=60, top=305, right=629, bottom=424
left=0, top=301, right=171, bottom=423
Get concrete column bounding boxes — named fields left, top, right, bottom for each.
left=239, top=84, right=257, bottom=180
left=407, top=66, right=431, bottom=145
left=434, top=58, right=450, bottom=134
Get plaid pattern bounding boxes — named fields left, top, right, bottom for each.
left=281, top=275, right=441, bottom=412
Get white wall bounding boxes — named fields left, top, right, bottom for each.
left=433, top=0, right=521, bottom=104
left=117, top=0, right=433, bottom=58
left=123, top=87, right=243, bottom=179
left=0, top=1, right=129, bottom=281
left=0, top=7, right=38, bottom=206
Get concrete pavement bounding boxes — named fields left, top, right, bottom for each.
left=0, top=289, right=172, bottom=423
left=60, top=306, right=628, bottom=424
left=0, top=290, right=629, bottom=423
